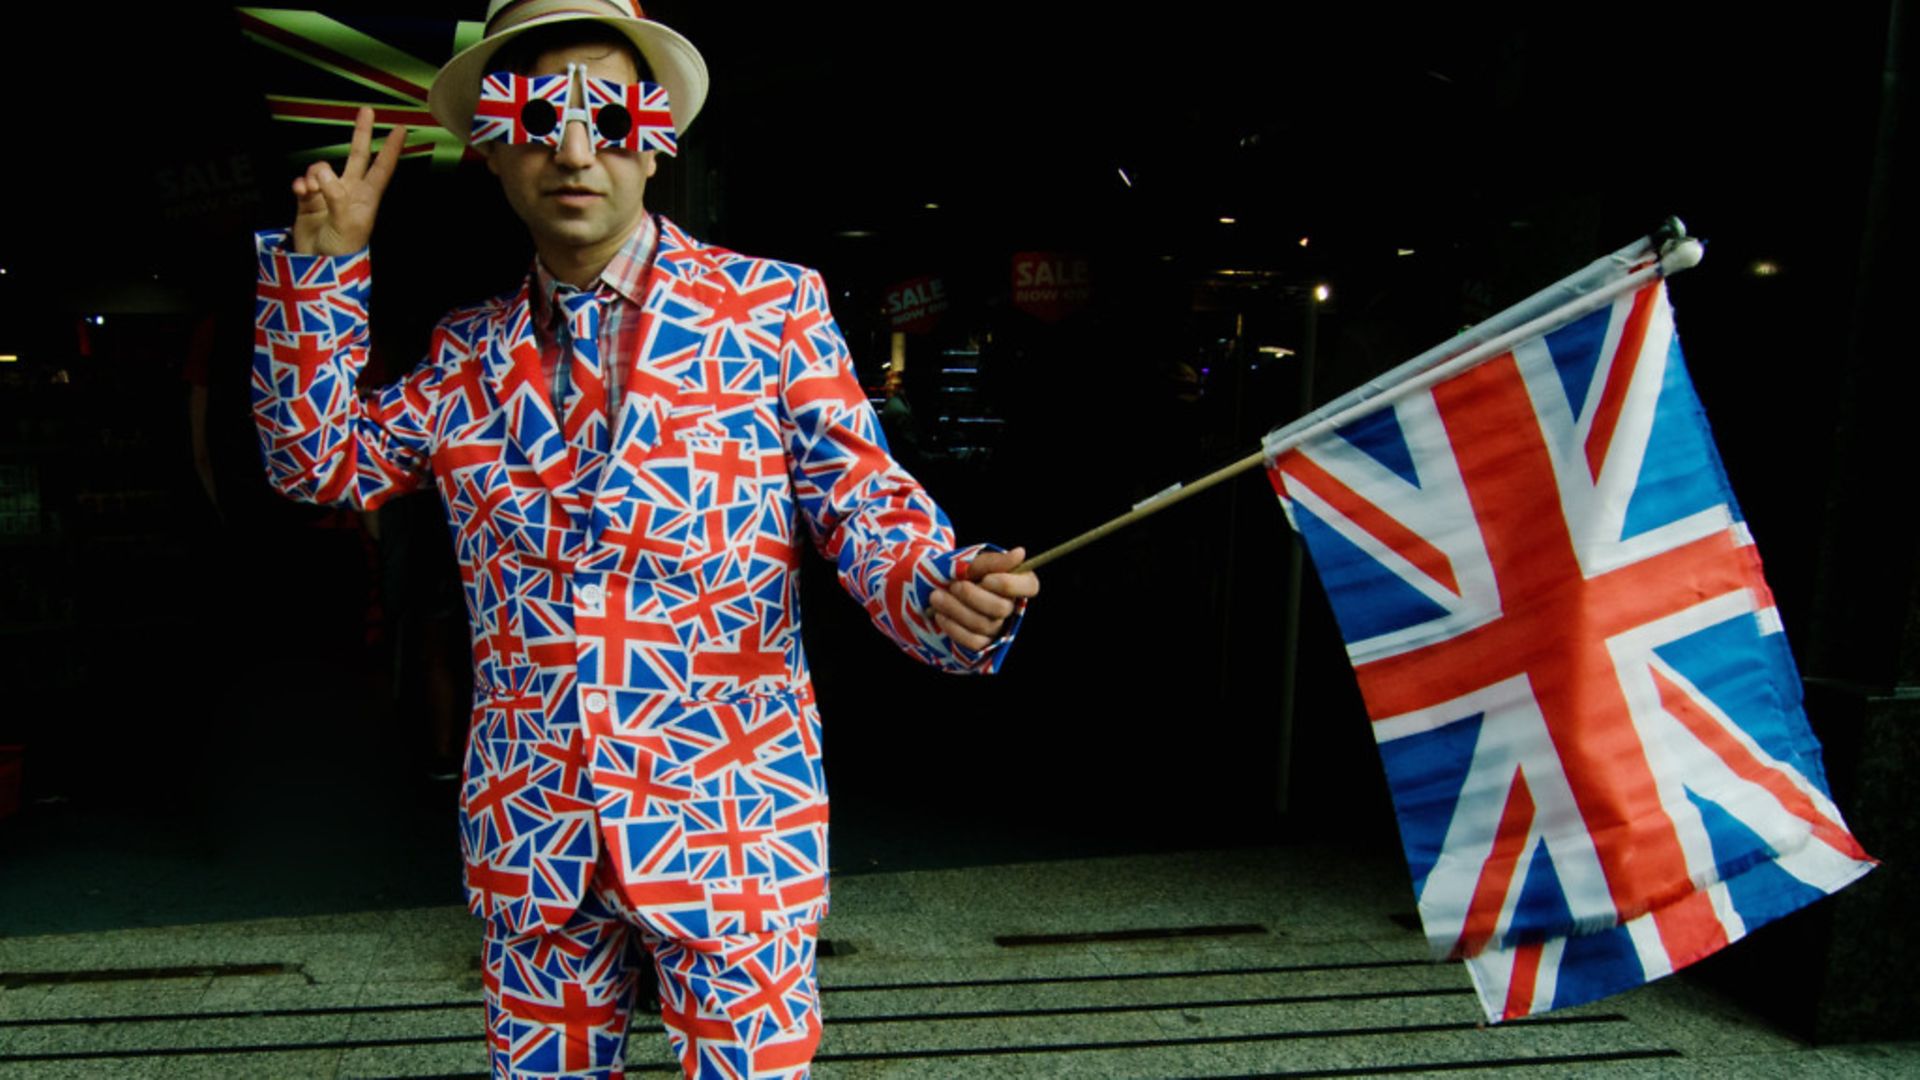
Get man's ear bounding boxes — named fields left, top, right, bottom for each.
left=642, top=150, right=658, bottom=179
left=481, top=141, right=501, bottom=176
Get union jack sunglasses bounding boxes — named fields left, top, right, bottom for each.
left=471, top=63, right=678, bottom=154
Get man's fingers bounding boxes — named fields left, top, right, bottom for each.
left=933, top=611, right=993, bottom=653
left=976, top=570, right=1039, bottom=600
left=293, top=161, right=335, bottom=214
left=964, top=548, right=1039, bottom=604
left=965, top=546, right=1026, bottom=580
left=307, top=160, right=340, bottom=192
left=929, top=587, right=1003, bottom=639
left=366, top=122, right=409, bottom=192
left=948, top=580, right=1015, bottom=622
left=343, top=107, right=374, bottom=178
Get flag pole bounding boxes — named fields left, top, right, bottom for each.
left=1016, top=224, right=1704, bottom=574
left=1018, top=446, right=1271, bottom=571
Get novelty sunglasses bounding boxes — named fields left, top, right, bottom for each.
left=472, top=63, right=678, bottom=154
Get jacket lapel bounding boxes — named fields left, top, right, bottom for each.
left=484, top=277, right=590, bottom=527
left=586, top=218, right=713, bottom=531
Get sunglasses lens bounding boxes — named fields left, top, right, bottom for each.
left=594, top=104, right=632, bottom=144
left=520, top=99, right=558, bottom=139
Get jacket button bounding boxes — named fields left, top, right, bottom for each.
left=585, top=691, right=608, bottom=713
left=579, top=583, right=604, bottom=608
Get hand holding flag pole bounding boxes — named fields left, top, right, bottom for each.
left=1015, top=220, right=1705, bottom=575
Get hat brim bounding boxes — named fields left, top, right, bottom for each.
left=429, top=7, right=708, bottom=146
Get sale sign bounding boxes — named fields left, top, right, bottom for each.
left=886, top=275, right=951, bottom=334
left=1011, top=252, right=1092, bottom=322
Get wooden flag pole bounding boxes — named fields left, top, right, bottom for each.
left=1017, top=447, right=1268, bottom=572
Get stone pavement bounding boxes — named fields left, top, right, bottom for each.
left=1, top=846, right=1912, bottom=1078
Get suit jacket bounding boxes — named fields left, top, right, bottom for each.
left=252, top=216, right=1014, bottom=939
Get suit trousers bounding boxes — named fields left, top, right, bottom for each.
left=482, top=851, right=821, bottom=1079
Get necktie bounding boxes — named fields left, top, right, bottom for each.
left=555, top=286, right=610, bottom=492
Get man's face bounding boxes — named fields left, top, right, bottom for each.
left=484, top=41, right=657, bottom=279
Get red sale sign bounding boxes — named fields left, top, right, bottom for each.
left=1011, top=252, right=1092, bottom=322
left=886, top=275, right=951, bottom=334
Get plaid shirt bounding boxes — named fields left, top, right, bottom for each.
left=531, top=213, right=659, bottom=420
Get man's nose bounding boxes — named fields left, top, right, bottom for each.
left=553, top=116, right=595, bottom=167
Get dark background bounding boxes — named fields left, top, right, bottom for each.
left=0, top=3, right=1909, bottom=1007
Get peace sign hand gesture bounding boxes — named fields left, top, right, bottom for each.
left=290, top=107, right=409, bottom=256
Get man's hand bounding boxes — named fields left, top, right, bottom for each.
left=291, top=107, right=408, bottom=256
left=929, top=547, right=1040, bottom=652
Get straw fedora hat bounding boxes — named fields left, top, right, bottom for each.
left=429, top=0, right=709, bottom=144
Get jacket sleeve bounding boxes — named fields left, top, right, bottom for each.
left=777, top=267, right=1023, bottom=674
left=250, top=230, right=450, bottom=510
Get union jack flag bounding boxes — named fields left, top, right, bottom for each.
left=585, top=76, right=679, bottom=154
left=1268, top=273, right=1874, bottom=1021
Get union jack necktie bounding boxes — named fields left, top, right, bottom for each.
left=556, top=285, right=610, bottom=494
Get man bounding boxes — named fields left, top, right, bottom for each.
left=251, top=2, right=1039, bottom=1076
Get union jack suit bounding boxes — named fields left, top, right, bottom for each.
left=251, top=216, right=1014, bottom=950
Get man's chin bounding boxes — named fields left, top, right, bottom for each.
left=534, top=220, right=612, bottom=248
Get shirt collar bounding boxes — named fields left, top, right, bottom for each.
left=532, top=213, right=659, bottom=322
